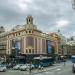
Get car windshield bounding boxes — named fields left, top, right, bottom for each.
left=0, top=65, right=4, bottom=67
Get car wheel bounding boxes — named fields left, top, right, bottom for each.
left=73, top=70, right=75, bottom=73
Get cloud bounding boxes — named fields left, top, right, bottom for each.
left=56, top=20, right=69, bottom=28
left=15, top=0, right=33, bottom=10
left=0, top=0, right=75, bottom=37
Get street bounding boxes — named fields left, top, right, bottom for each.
left=33, top=61, right=74, bottom=75
left=0, top=61, right=74, bottom=75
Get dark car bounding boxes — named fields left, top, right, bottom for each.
left=72, top=63, right=75, bottom=73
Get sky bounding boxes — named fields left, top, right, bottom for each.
left=0, top=0, right=75, bottom=37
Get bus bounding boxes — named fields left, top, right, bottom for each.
left=59, top=56, right=66, bottom=62
left=32, top=56, right=54, bottom=68
left=71, top=55, right=75, bottom=63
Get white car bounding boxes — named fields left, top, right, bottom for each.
left=38, top=65, right=43, bottom=69
left=31, top=64, right=35, bottom=69
left=0, top=65, right=7, bottom=72
left=26, top=64, right=35, bottom=70
left=72, top=63, right=75, bottom=73
left=20, top=64, right=27, bottom=71
left=13, top=64, right=23, bottom=70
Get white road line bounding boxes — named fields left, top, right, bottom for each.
left=57, top=68, right=61, bottom=71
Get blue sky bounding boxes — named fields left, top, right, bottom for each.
left=0, top=0, right=75, bottom=37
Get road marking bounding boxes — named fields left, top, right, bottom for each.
left=57, top=68, right=61, bottom=71
left=27, top=64, right=63, bottom=75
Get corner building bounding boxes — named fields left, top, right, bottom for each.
left=0, top=15, right=54, bottom=62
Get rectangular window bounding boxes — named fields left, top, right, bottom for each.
left=29, top=31, right=31, bottom=33
left=29, top=49, right=31, bottom=53
left=26, top=49, right=27, bottom=53
left=19, top=33, right=20, bottom=35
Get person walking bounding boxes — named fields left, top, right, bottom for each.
left=63, top=58, right=66, bottom=66
left=29, top=63, right=32, bottom=73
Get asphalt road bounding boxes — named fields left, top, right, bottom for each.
left=34, top=61, right=74, bottom=75
left=0, top=61, right=74, bottom=75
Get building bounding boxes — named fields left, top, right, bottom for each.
left=0, top=15, right=54, bottom=63
left=60, top=35, right=67, bottom=56
left=0, top=26, right=6, bottom=59
left=49, top=32, right=61, bottom=55
left=49, top=31, right=67, bottom=62
left=66, top=37, right=75, bottom=56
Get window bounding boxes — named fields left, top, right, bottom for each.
left=29, top=49, right=31, bottom=53
left=26, top=31, right=27, bottom=33
left=29, top=31, right=31, bottom=33
left=19, top=33, right=20, bottom=35
left=29, top=19, right=30, bottom=22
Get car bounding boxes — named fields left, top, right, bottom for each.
left=38, top=65, right=43, bottom=69
left=26, top=64, right=35, bottom=70
left=0, top=65, right=7, bottom=72
left=31, top=64, right=35, bottom=69
left=6, top=63, right=14, bottom=68
left=13, top=64, right=23, bottom=70
left=3, top=63, right=15, bottom=69
left=72, top=63, right=75, bottom=73
left=20, top=64, right=27, bottom=71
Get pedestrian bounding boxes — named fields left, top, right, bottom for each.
left=29, top=63, right=32, bottom=73
left=41, top=66, right=43, bottom=70
left=63, top=59, right=66, bottom=66
left=64, top=61, right=65, bottom=66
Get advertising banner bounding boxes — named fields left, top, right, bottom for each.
left=15, top=40, right=21, bottom=51
left=11, top=39, right=21, bottom=53
left=46, top=40, right=54, bottom=54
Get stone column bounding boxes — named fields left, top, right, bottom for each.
left=6, top=40, right=9, bottom=55
left=8, top=40, right=12, bottom=55
left=40, top=38, right=42, bottom=54
left=34, top=37, right=35, bottom=54
left=24, top=37, right=26, bottom=54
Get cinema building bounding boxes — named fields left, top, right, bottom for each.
left=0, top=16, right=55, bottom=63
